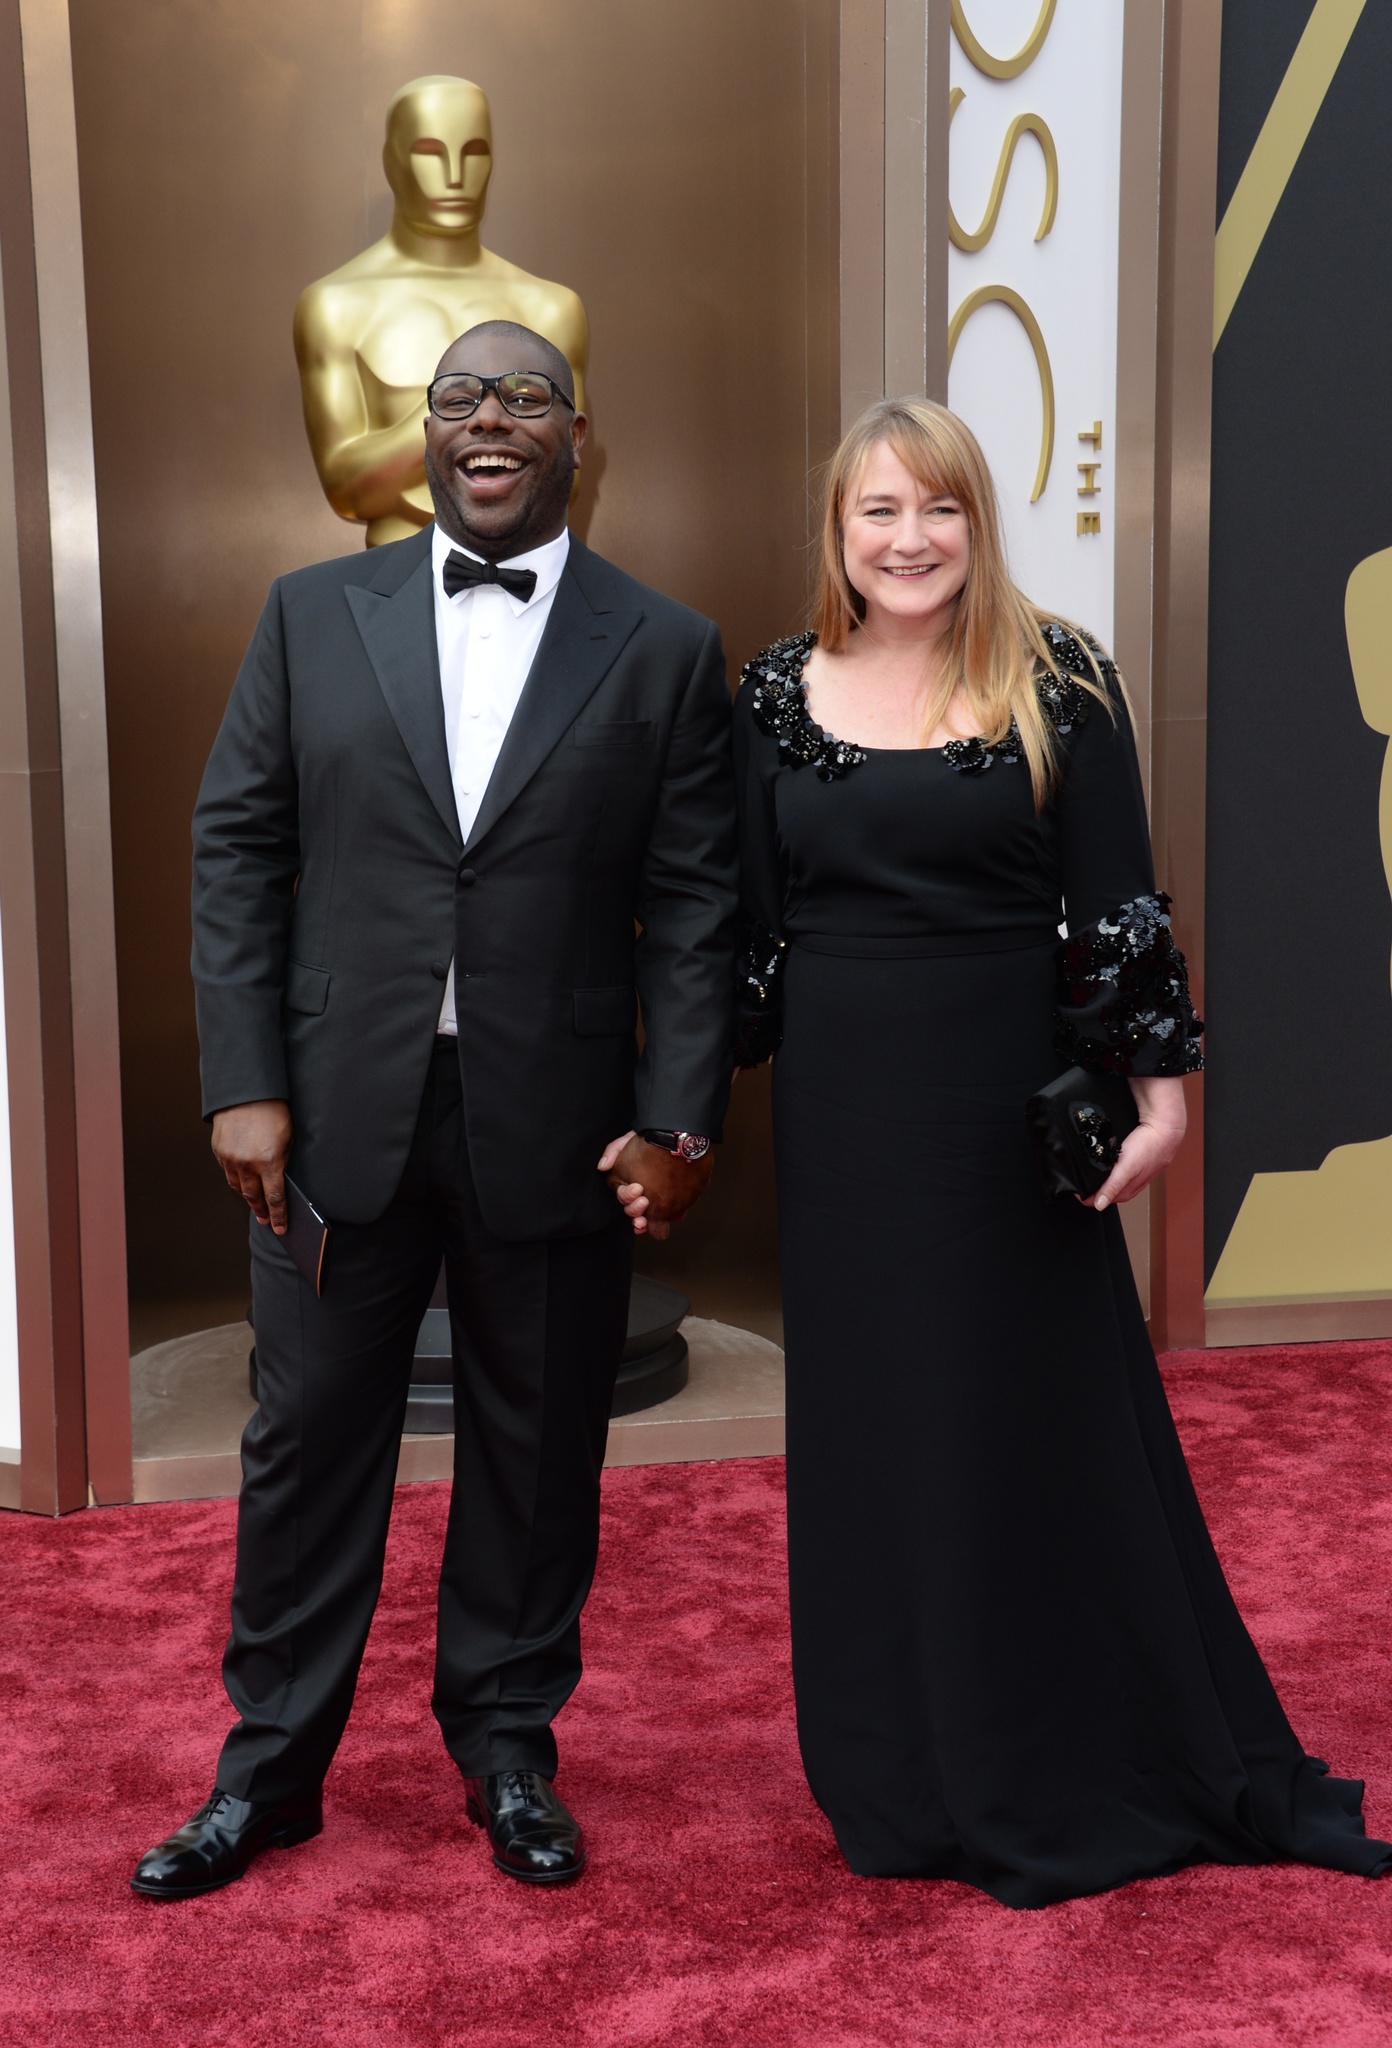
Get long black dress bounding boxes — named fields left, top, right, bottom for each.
left=733, top=624, right=1391, bottom=1908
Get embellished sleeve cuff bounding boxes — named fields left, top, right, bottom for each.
left=1055, top=892, right=1204, bottom=1077
left=732, top=924, right=787, bottom=1070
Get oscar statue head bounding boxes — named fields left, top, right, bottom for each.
left=383, top=75, right=493, bottom=242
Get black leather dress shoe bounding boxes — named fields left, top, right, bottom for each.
left=464, top=1771, right=586, bottom=1883
left=130, top=1787, right=323, bottom=1899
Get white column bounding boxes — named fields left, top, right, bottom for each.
left=947, top=0, right=1125, bottom=649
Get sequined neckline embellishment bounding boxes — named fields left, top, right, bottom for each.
left=745, top=631, right=869, bottom=782
left=747, top=619, right=1105, bottom=780
left=942, top=620, right=1100, bottom=776
left=941, top=725, right=1025, bottom=774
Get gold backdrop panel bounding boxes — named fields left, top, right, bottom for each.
left=69, top=0, right=836, bottom=1316
left=1207, top=545, right=1392, bottom=1305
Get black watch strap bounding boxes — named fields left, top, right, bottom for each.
left=638, top=1127, right=712, bottom=1162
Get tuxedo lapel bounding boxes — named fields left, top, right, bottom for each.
left=463, top=543, right=643, bottom=855
left=344, top=535, right=462, bottom=848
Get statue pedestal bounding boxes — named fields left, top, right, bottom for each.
left=609, top=1276, right=690, bottom=1417
left=404, top=1275, right=689, bottom=1433
left=248, top=1277, right=689, bottom=1427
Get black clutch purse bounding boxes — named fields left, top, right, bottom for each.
left=1025, top=1066, right=1139, bottom=1199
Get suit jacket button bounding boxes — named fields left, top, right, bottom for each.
left=430, top=961, right=448, bottom=981
left=457, top=865, right=476, bottom=888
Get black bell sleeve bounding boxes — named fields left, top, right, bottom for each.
left=1053, top=638, right=1203, bottom=1077
left=1056, top=890, right=1204, bottom=1076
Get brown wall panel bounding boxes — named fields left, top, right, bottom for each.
left=69, top=0, right=362, bottom=1312
left=68, top=0, right=837, bottom=1319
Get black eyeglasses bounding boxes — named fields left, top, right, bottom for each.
left=426, top=370, right=576, bottom=422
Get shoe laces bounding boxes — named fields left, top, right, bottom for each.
left=203, top=1789, right=236, bottom=1821
left=494, top=1770, right=547, bottom=1811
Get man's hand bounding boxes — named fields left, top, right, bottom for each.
left=212, top=1099, right=294, bottom=1234
left=597, top=1131, right=714, bottom=1239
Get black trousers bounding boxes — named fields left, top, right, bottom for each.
left=216, top=1039, right=632, bottom=1802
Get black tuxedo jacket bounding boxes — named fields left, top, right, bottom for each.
left=191, top=527, right=738, bottom=1239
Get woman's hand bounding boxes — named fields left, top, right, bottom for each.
left=597, top=1130, right=664, bottom=1236
left=597, top=1132, right=714, bottom=1239
left=1082, top=1075, right=1187, bottom=1213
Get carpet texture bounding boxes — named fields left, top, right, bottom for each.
left=3, top=1341, right=1392, bottom=2046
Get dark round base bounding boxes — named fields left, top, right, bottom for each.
left=404, top=1380, right=455, bottom=1435
left=610, top=1333, right=689, bottom=1417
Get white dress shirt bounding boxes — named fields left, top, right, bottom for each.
left=431, top=522, right=570, bottom=1034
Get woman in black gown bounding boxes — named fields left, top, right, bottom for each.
left=730, top=397, right=1390, bottom=1908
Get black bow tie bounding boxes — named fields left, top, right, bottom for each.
left=442, top=549, right=537, bottom=605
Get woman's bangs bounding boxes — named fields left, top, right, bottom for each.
left=882, top=421, right=970, bottom=517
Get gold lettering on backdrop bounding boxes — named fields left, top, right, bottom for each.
left=948, top=286, right=1055, bottom=501
left=947, top=90, right=1058, bottom=253
left=948, top=3, right=1057, bottom=502
left=1076, top=428, right=1102, bottom=533
left=951, top=0, right=1058, bottom=81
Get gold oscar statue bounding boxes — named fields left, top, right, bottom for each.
left=294, top=74, right=589, bottom=547
left=1206, top=545, right=1392, bottom=1306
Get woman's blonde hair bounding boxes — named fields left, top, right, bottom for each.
left=813, top=396, right=1115, bottom=805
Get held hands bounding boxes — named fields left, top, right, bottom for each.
left=215, top=1104, right=713, bottom=1242
left=212, top=1099, right=294, bottom=1235
left=598, top=1131, right=714, bottom=1239
left=1082, top=1075, right=1187, bottom=1213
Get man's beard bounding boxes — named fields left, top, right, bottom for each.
left=424, top=441, right=575, bottom=559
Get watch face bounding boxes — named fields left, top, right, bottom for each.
left=640, top=1128, right=710, bottom=1160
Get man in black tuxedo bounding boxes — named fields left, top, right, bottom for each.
left=132, top=321, right=737, bottom=1897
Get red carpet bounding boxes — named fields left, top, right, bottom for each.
left=3, top=1342, right=1392, bottom=2046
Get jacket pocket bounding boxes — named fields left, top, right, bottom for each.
left=285, top=959, right=330, bottom=1015
left=573, top=985, right=636, bottom=1036
left=572, top=719, right=655, bottom=748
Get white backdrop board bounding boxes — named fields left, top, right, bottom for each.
left=946, top=0, right=1124, bottom=652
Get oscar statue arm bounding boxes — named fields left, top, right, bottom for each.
left=545, top=285, right=590, bottom=418
left=293, top=282, right=429, bottom=526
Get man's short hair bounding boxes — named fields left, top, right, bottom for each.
left=443, top=321, right=576, bottom=405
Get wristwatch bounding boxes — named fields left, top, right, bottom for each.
left=638, top=1128, right=712, bottom=1162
